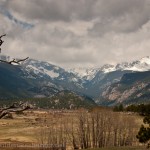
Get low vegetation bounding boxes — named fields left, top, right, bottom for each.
left=0, top=91, right=97, bottom=110
left=0, top=107, right=144, bottom=150
left=114, top=103, right=150, bottom=147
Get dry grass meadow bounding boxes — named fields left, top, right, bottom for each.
left=0, top=109, right=146, bottom=150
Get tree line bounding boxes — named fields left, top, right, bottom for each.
left=113, top=103, right=150, bottom=116
left=36, top=110, right=138, bottom=149
left=113, top=103, right=150, bottom=147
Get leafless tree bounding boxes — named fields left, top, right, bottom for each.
left=35, top=110, right=139, bottom=149
left=0, top=102, right=31, bottom=119
left=0, top=34, right=29, bottom=64
left=0, top=57, right=29, bottom=64
left=75, top=110, right=137, bottom=149
left=36, top=115, right=67, bottom=150
left=0, top=34, right=6, bottom=53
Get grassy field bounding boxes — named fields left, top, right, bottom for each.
left=0, top=111, right=40, bottom=143
left=0, top=146, right=147, bottom=150
left=0, top=110, right=76, bottom=143
left=0, top=109, right=144, bottom=150
left=85, top=146, right=147, bottom=150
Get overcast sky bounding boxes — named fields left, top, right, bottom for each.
left=0, top=0, right=150, bottom=68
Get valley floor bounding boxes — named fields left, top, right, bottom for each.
left=0, top=109, right=144, bottom=150
left=0, top=146, right=148, bottom=150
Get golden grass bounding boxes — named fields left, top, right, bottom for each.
left=0, top=110, right=75, bottom=143
left=85, top=146, right=147, bottom=150
left=0, top=109, right=144, bottom=149
left=0, top=111, right=40, bottom=143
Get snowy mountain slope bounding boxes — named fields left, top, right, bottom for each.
left=66, top=56, right=150, bottom=103
left=115, top=56, right=150, bottom=71
left=102, top=56, right=150, bottom=72
left=1, top=54, right=150, bottom=81
left=0, top=54, right=150, bottom=105
left=21, top=59, right=63, bottom=79
left=21, top=58, right=86, bottom=93
left=68, top=56, right=150, bottom=80
left=69, top=56, right=150, bottom=75
left=68, top=68, right=99, bottom=80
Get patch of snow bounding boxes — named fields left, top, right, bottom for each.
left=25, top=62, right=60, bottom=78
left=68, top=68, right=99, bottom=80
left=101, top=56, right=150, bottom=73
left=140, top=56, right=150, bottom=65
left=26, top=65, right=41, bottom=74
left=71, top=78, right=78, bottom=82
left=67, top=56, right=150, bottom=77
left=124, top=66, right=148, bottom=72
left=102, top=67, right=116, bottom=73
left=44, top=69, right=59, bottom=78
left=54, top=66, right=60, bottom=70
left=11, top=62, right=19, bottom=66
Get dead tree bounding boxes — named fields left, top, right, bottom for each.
left=0, top=102, right=32, bottom=119
left=0, top=34, right=6, bottom=45
left=0, top=34, right=30, bottom=119
left=0, top=57, right=29, bottom=64
left=0, top=34, right=29, bottom=64
left=0, top=34, right=6, bottom=53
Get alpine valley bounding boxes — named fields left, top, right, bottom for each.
left=0, top=54, right=150, bottom=106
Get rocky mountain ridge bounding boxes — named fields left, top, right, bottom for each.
left=68, top=56, right=150, bottom=78
left=101, top=71, right=150, bottom=106
left=0, top=54, right=150, bottom=105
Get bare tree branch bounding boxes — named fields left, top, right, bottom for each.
left=9, top=57, right=29, bottom=64
left=0, top=102, right=32, bottom=119
left=0, top=57, right=29, bottom=65
left=0, top=34, right=6, bottom=53
left=0, top=34, right=29, bottom=64
left=0, top=34, right=6, bottom=46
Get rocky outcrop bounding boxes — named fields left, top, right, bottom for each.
left=101, top=71, right=150, bottom=105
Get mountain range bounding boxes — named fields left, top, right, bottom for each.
left=0, top=54, right=150, bottom=106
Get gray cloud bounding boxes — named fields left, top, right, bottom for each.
left=5, top=0, right=150, bottom=36
left=89, top=0, right=150, bottom=36
left=0, top=0, right=150, bottom=68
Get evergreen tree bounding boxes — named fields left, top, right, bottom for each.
left=113, top=104, right=124, bottom=112
left=137, top=115, right=150, bottom=147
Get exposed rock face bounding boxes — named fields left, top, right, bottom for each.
left=101, top=71, right=150, bottom=105
left=104, top=82, right=148, bottom=102
left=102, top=86, right=121, bottom=101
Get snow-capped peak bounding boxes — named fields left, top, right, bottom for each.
left=1, top=54, right=150, bottom=81
left=67, top=56, right=150, bottom=79
left=119, top=56, right=150, bottom=72
left=68, top=67, right=99, bottom=80
left=100, top=64, right=116, bottom=73
left=140, top=56, right=150, bottom=65
left=22, top=59, right=61, bottom=79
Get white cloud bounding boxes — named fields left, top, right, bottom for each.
left=0, top=0, right=150, bottom=68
